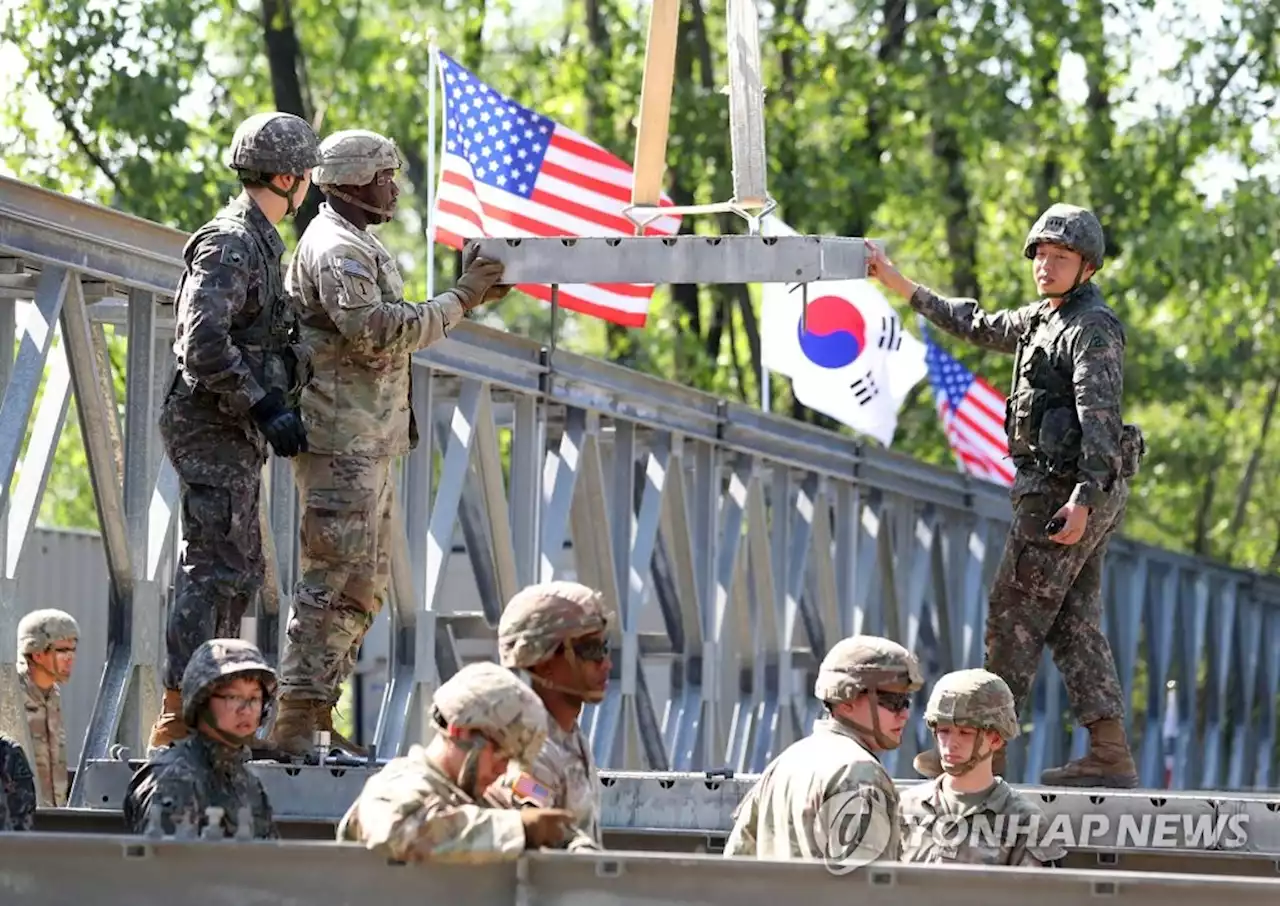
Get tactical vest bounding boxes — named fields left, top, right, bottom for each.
left=1004, top=286, right=1143, bottom=479
left=173, top=210, right=310, bottom=408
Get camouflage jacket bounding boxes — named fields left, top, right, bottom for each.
left=338, top=744, right=527, bottom=863
left=123, top=733, right=278, bottom=839
left=898, top=776, right=1066, bottom=867
left=723, top=717, right=901, bottom=863
left=170, top=192, right=292, bottom=419
left=285, top=203, right=465, bottom=457
left=18, top=666, right=66, bottom=807
left=0, top=735, right=36, bottom=831
left=488, top=714, right=602, bottom=851
left=910, top=282, right=1127, bottom=509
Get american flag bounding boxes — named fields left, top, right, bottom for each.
left=920, top=320, right=1015, bottom=486
left=431, top=51, right=681, bottom=327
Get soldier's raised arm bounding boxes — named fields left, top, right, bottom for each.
left=863, top=241, right=1033, bottom=353
left=303, top=240, right=505, bottom=357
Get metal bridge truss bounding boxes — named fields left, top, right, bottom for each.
left=1, top=176, right=1279, bottom=812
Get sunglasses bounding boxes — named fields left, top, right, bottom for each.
left=562, top=637, right=610, bottom=663
left=875, top=691, right=913, bottom=713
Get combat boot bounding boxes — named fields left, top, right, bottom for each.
left=317, top=700, right=367, bottom=757
left=270, top=698, right=321, bottom=757
left=913, top=748, right=944, bottom=779
left=147, top=688, right=188, bottom=754
left=1039, top=718, right=1138, bottom=788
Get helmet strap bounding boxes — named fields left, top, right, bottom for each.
left=528, top=643, right=606, bottom=705
left=325, top=187, right=395, bottom=221
left=196, top=707, right=259, bottom=750
left=261, top=176, right=303, bottom=217
left=1043, top=261, right=1090, bottom=299
left=451, top=732, right=488, bottom=799
left=832, top=690, right=901, bottom=751
left=932, top=726, right=995, bottom=776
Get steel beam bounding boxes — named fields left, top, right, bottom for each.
left=1, top=834, right=1279, bottom=906
left=463, top=235, right=873, bottom=284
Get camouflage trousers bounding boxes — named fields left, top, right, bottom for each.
left=159, top=391, right=268, bottom=691
left=985, top=474, right=1129, bottom=728
left=278, top=453, right=394, bottom=702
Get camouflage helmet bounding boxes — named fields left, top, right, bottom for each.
left=925, top=668, right=1019, bottom=741
left=432, top=662, right=549, bottom=766
left=1023, top=203, right=1105, bottom=270
left=314, top=129, right=402, bottom=187
left=498, top=581, right=611, bottom=670
left=180, top=639, right=277, bottom=727
left=814, top=635, right=923, bottom=703
left=225, top=111, right=321, bottom=178
left=17, top=609, right=79, bottom=657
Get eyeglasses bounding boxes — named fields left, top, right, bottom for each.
left=211, top=693, right=264, bottom=713
left=564, top=637, right=610, bottom=663
left=875, top=691, right=913, bottom=713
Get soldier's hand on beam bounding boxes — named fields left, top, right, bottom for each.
left=863, top=240, right=914, bottom=300
left=1047, top=502, right=1088, bottom=545
left=456, top=247, right=511, bottom=310
left=521, top=807, right=574, bottom=848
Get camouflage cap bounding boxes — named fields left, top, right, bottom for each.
left=814, top=635, right=923, bottom=703
left=1023, top=203, right=1105, bottom=270
left=498, top=581, right=611, bottom=669
left=925, top=668, right=1018, bottom=741
left=314, top=129, right=402, bottom=187
left=17, top=609, right=79, bottom=657
left=432, top=662, right=549, bottom=767
left=180, top=639, right=278, bottom=726
left=225, top=111, right=321, bottom=178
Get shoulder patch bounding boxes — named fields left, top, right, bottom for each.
left=341, top=258, right=376, bottom=282
left=219, top=243, right=248, bottom=268
left=1086, top=332, right=1109, bottom=350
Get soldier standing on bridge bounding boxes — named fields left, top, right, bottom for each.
left=898, top=669, right=1066, bottom=866
left=0, top=735, right=36, bottom=830
left=486, top=582, right=613, bottom=851
left=866, top=204, right=1144, bottom=788
left=724, top=635, right=920, bottom=865
left=126, top=639, right=280, bottom=839
left=148, top=112, right=321, bottom=753
left=268, top=129, right=508, bottom=756
left=17, top=608, right=78, bottom=807
left=339, top=662, right=579, bottom=860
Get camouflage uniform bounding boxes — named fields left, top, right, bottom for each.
left=486, top=582, right=610, bottom=850
left=908, top=205, right=1140, bottom=788
left=150, top=112, right=320, bottom=754
left=900, top=669, right=1065, bottom=866
left=16, top=609, right=77, bottom=807
left=724, top=635, right=921, bottom=863
left=126, top=639, right=279, bottom=839
left=0, top=735, right=36, bottom=831
left=272, top=130, right=507, bottom=755
left=339, top=662, right=554, bottom=862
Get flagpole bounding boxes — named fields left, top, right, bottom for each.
left=761, top=363, right=770, bottom=412
left=425, top=30, right=439, bottom=299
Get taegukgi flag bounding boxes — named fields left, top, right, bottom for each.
left=759, top=216, right=928, bottom=445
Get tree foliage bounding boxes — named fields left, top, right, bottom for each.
left=3, top=0, right=1280, bottom=573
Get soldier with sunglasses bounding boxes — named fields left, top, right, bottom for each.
left=486, top=582, right=613, bottom=851
left=724, top=635, right=922, bottom=866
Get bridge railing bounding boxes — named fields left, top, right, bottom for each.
left=0, top=175, right=1277, bottom=801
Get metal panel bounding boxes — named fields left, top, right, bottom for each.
left=464, top=235, right=871, bottom=284
left=2, top=836, right=1277, bottom=906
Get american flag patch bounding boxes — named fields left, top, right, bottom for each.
left=511, top=773, right=552, bottom=807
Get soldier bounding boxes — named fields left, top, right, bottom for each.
left=0, top=735, right=36, bottom=831
left=148, top=112, right=320, bottom=753
left=486, top=582, right=611, bottom=850
left=338, top=661, right=578, bottom=861
left=270, top=129, right=509, bottom=756
left=899, top=669, right=1065, bottom=866
left=125, top=639, right=279, bottom=839
left=724, top=635, right=921, bottom=865
left=866, top=204, right=1143, bottom=788
left=16, top=608, right=78, bottom=807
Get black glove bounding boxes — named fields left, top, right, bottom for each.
left=249, top=391, right=308, bottom=458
